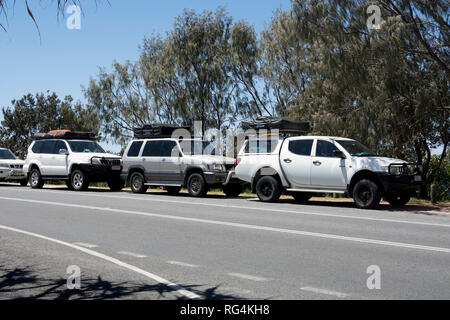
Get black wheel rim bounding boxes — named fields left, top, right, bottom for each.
left=260, top=182, right=273, bottom=197
left=358, top=186, right=372, bottom=204
left=190, top=177, right=201, bottom=194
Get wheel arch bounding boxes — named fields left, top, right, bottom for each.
left=184, top=166, right=205, bottom=187
left=251, top=167, right=283, bottom=193
left=349, top=170, right=384, bottom=197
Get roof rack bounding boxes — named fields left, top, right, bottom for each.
left=133, top=124, right=191, bottom=139
left=241, top=117, right=310, bottom=136
left=33, top=130, right=97, bottom=140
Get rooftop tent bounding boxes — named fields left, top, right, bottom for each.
left=133, top=124, right=192, bottom=139
left=241, top=117, right=310, bottom=135
left=33, top=130, right=97, bottom=140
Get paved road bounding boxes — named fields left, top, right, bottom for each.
left=0, top=184, right=449, bottom=300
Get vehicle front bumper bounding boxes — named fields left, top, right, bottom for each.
left=0, top=168, right=26, bottom=180
left=79, top=164, right=122, bottom=182
left=377, top=173, right=422, bottom=195
left=204, top=170, right=242, bottom=186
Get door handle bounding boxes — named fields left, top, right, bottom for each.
left=283, top=159, right=292, bottom=163
left=162, top=158, right=167, bottom=162
left=142, top=158, right=147, bottom=162
left=313, top=161, right=322, bottom=166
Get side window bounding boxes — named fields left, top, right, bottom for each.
left=142, top=141, right=162, bottom=157
left=127, top=141, right=144, bottom=157
left=32, top=141, right=44, bottom=154
left=288, top=139, right=313, bottom=156
left=40, top=141, right=55, bottom=154
left=160, top=141, right=178, bottom=157
left=244, top=139, right=279, bottom=154
left=54, top=141, right=67, bottom=154
left=316, top=140, right=339, bottom=158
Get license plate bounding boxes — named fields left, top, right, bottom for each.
left=12, top=171, right=23, bottom=176
left=414, top=175, right=422, bottom=182
left=111, top=165, right=121, bottom=171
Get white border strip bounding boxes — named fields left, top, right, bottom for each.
left=0, top=224, right=201, bottom=300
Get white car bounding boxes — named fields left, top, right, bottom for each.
left=0, top=148, right=27, bottom=186
left=235, top=136, right=422, bottom=209
left=23, top=131, right=124, bottom=191
left=121, top=138, right=242, bottom=197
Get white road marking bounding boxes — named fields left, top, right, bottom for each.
left=73, top=242, right=98, bottom=248
left=1, top=195, right=450, bottom=254
left=9, top=187, right=450, bottom=228
left=118, top=251, right=147, bottom=258
left=300, top=286, right=348, bottom=298
left=0, top=224, right=201, bottom=300
left=167, top=261, right=199, bottom=268
left=228, top=273, right=268, bottom=282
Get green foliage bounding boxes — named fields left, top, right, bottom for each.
left=262, top=0, right=449, bottom=194
left=86, top=8, right=270, bottom=145
left=428, top=152, right=450, bottom=201
left=0, top=92, right=99, bottom=158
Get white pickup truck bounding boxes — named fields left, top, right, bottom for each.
left=235, top=135, right=422, bottom=209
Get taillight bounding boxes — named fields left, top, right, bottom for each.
left=235, top=157, right=241, bottom=167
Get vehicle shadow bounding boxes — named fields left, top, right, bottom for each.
left=0, top=265, right=245, bottom=300
left=267, top=198, right=446, bottom=216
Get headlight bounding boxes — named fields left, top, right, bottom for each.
left=91, top=157, right=103, bottom=165
left=0, top=163, right=9, bottom=168
left=209, top=164, right=225, bottom=172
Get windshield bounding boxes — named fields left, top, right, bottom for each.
left=336, top=140, right=378, bottom=157
left=179, top=140, right=216, bottom=155
left=67, top=141, right=105, bottom=153
left=0, top=149, right=16, bottom=160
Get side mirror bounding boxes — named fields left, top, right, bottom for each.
left=59, top=149, right=69, bottom=155
left=333, top=150, right=346, bottom=159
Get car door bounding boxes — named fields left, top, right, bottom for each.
left=141, top=140, right=164, bottom=181
left=310, top=139, right=348, bottom=189
left=280, top=138, right=314, bottom=187
left=39, top=140, right=56, bottom=176
left=159, top=141, right=182, bottom=183
left=48, top=140, right=69, bottom=177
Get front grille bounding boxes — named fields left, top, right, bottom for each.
left=100, top=159, right=121, bottom=166
left=9, top=164, right=23, bottom=169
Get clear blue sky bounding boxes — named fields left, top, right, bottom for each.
left=0, top=0, right=291, bottom=110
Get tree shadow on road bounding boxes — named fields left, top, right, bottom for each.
left=0, top=265, right=244, bottom=300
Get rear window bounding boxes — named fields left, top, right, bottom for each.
left=244, top=139, right=279, bottom=154
left=288, top=139, right=313, bottom=156
left=127, top=141, right=143, bottom=157
left=32, top=141, right=44, bottom=153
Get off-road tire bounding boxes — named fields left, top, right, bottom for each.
left=70, top=169, right=89, bottom=191
left=385, top=194, right=411, bottom=207
left=166, top=186, right=182, bottom=195
left=129, top=172, right=148, bottom=194
left=353, top=179, right=381, bottom=209
left=292, top=192, right=312, bottom=204
left=255, top=176, right=282, bottom=203
left=29, top=168, right=44, bottom=189
left=222, top=184, right=243, bottom=197
left=187, top=173, right=208, bottom=197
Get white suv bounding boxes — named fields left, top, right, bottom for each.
left=23, top=131, right=124, bottom=191
left=121, top=138, right=241, bottom=197
left=0, top=148, right=27, bottom=186
left=235, top=136, right=422, bottom=209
